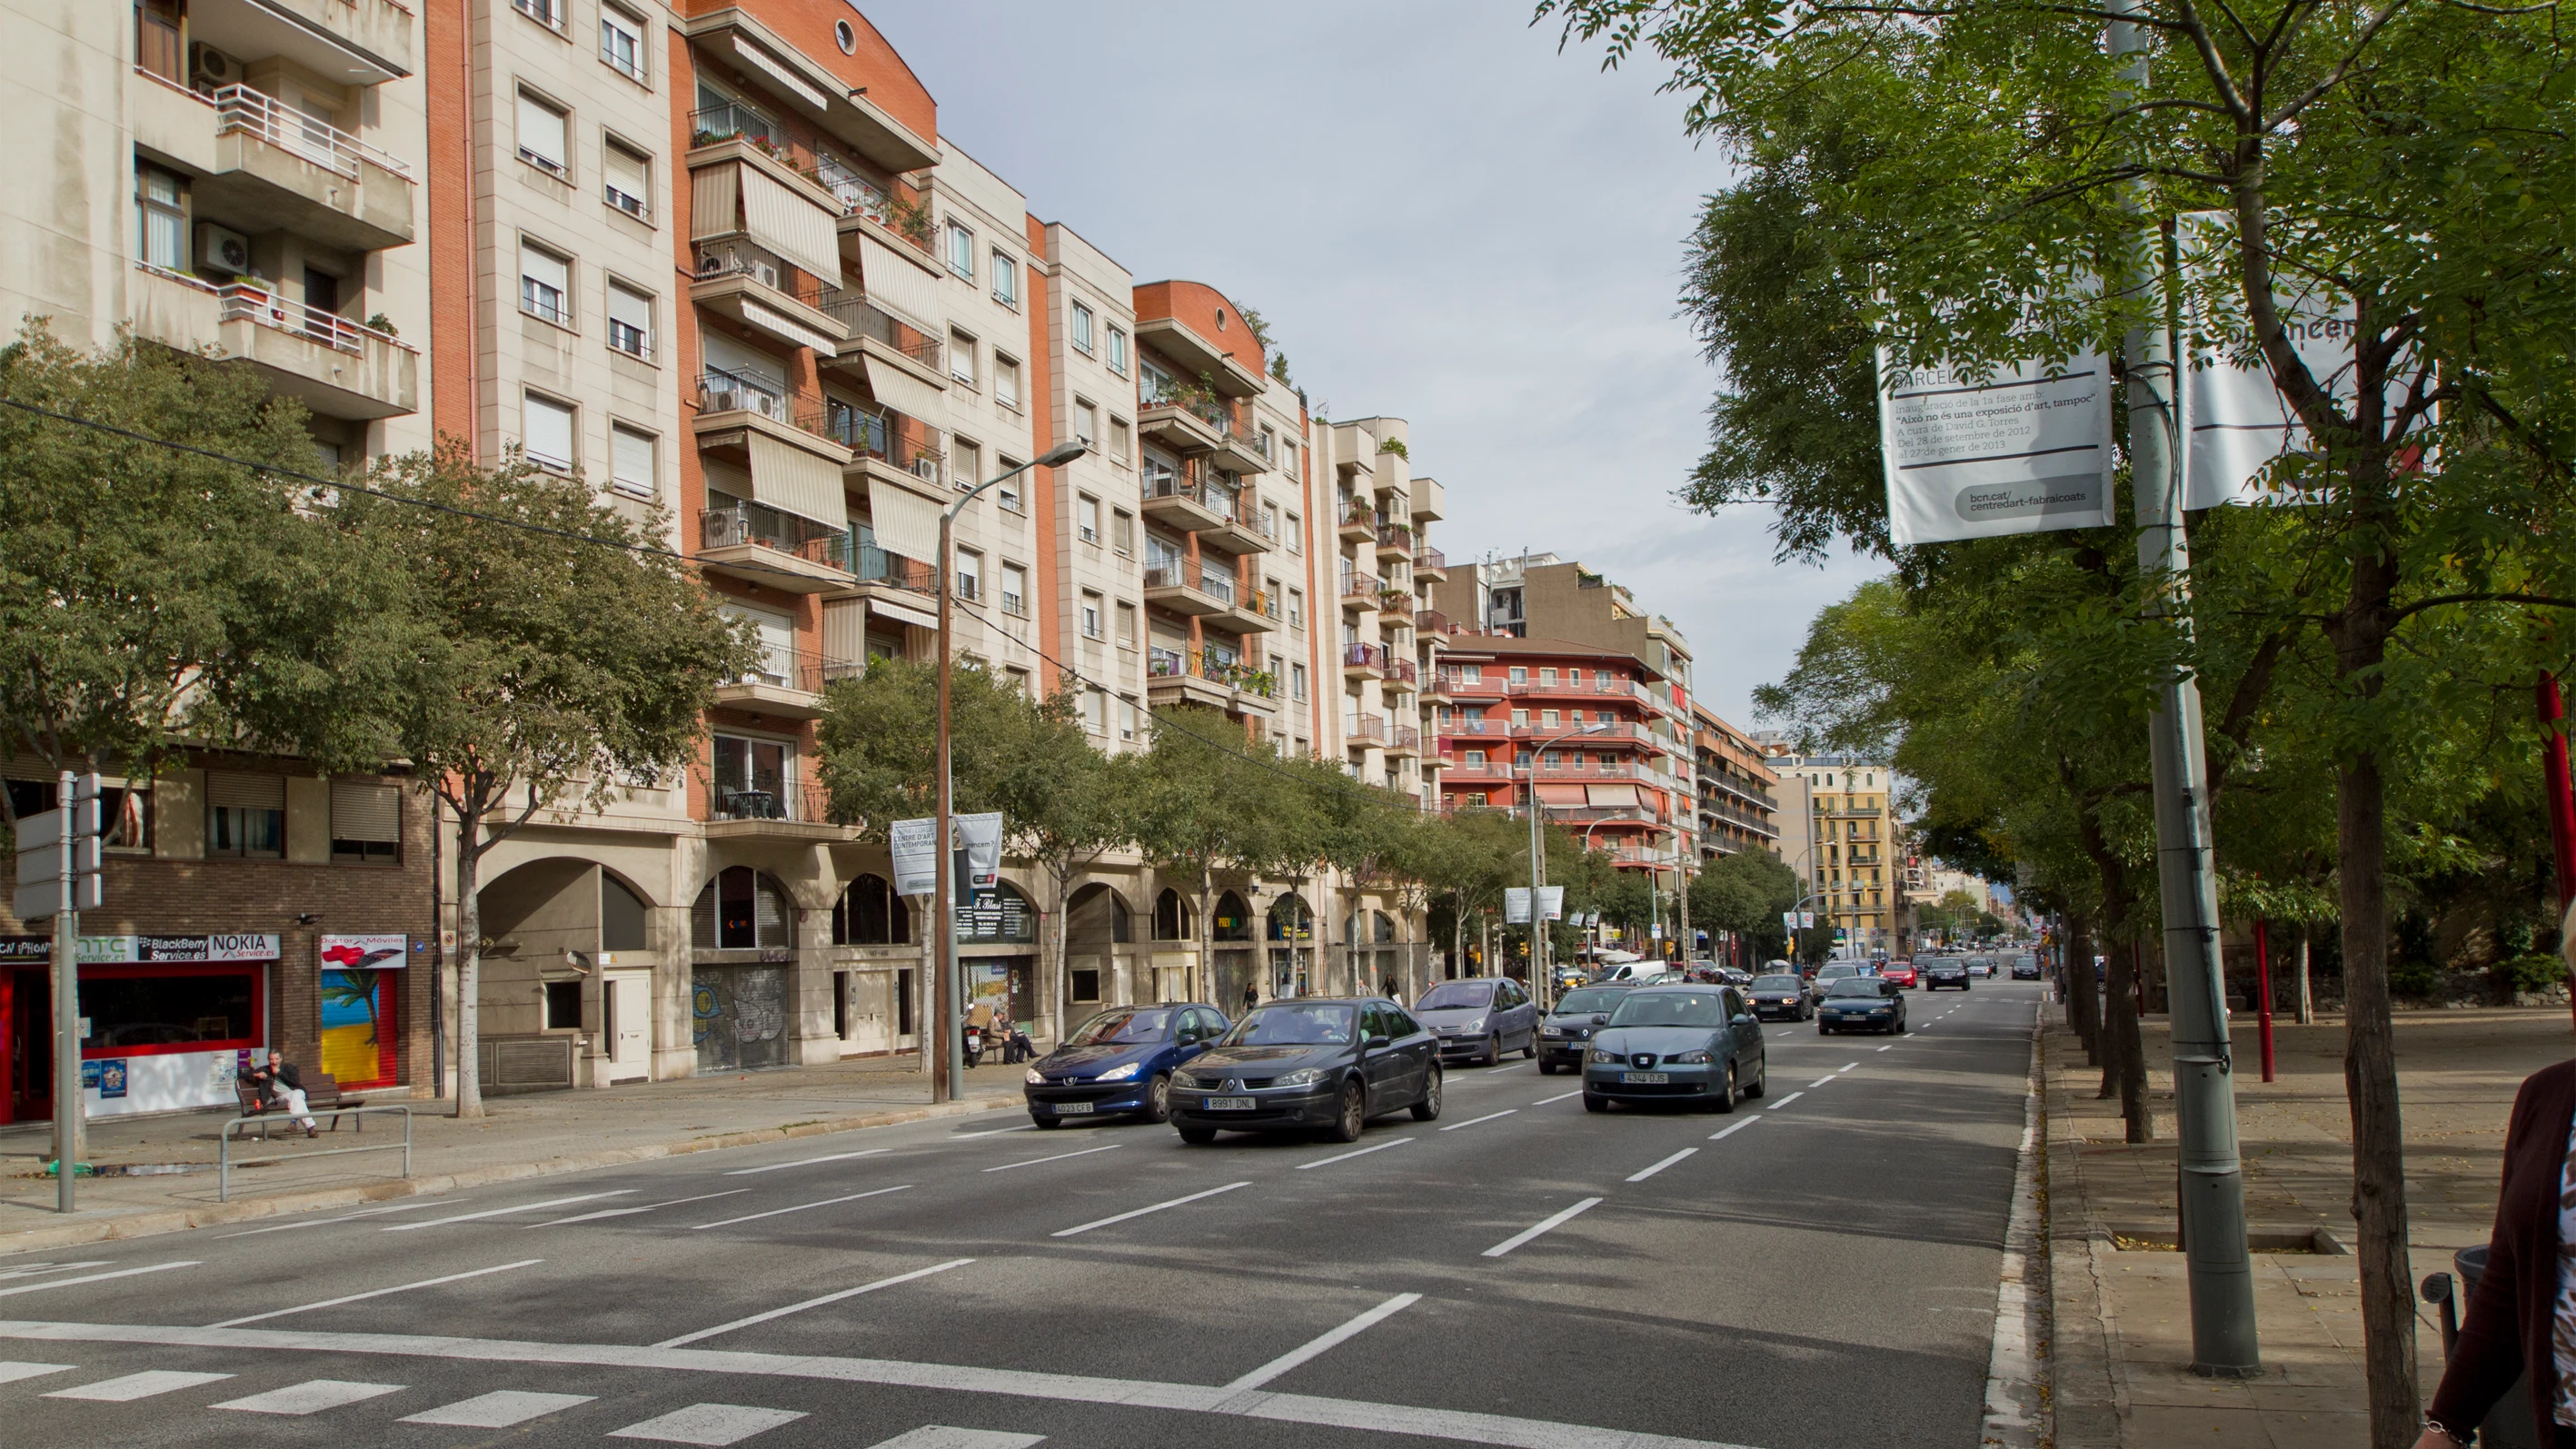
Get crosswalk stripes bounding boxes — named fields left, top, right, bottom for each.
left=211, top=1378, right=406, bottom=1414
left=609, top=1403, right=809, bottom=1445
left=398, top=1389, right=597, bottom=1427
left=0, top=1363, right=71, bottom=1386
left=866, top=1429, right=1047, bottom=1449
left=42, top=1369, right=233, bottom=1401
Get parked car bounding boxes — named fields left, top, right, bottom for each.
left=1414, top=976, right=1540, bottom=1066
left=1019, top=1003, right=1231, bottom=1126
left=1925, top=959, right=1972, bottom=991
left=1880, top=960, right=1919, bottom=989
left=1537, top=984, right=1636, bottom=1074
left=1817, top=978, right=1909, bottom=1035
left=1581, top=985, right=1768, bottom=1112
left=1024, top=1003, right=1228, bottom=1127
left=1747, top=973, right=1812, bottom=1023
left=2011, top=955, right=2043, bottom=980
left=1170, top=998, right=1440, bottom=1144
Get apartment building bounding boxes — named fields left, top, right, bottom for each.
left=1757, top=740, right=1901, bottom=956
left=0, top=0, right=443, bottom=1120
left=1689, top=703, right=1781, bottom=859
left=1432, top=639, right=1686, bottom=875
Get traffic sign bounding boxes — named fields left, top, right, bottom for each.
left=12, top=782, right=104, bottom=920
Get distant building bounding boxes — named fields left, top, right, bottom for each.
left=1755, top=738, right=1900, bottom=956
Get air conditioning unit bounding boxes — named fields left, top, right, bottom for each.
left=189, top=41, right=234, bottom=87
left=198, top=223, right=253, bottom=275
left=749, top=390, right=785, bottom=421
left=700, top=509, right=749, bottom=548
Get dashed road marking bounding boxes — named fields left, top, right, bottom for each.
left=1052, top=1182, right=1249, bottom=1238
left=1626, top=1148, right=1697, bottom=1183
left=692, top=1186, right=910, bottom=1232
left=1296, top=1139, right=1412, bottom=1171
left=656, top=1259, right=975, bottom=1348
left=1438, top=1109, right=1517, bottom=1133
left=609, top=1402, right=807, bottom=1444
left=1766, top=1092, right=1805, bottom=1110
left=723, top=1149, right=889, bottom=1176
left=44, top=1369, right=232, bottom=1402
left=1219, top=1293, right=1419, bottom=1393
left=1481, top=1197, right=1604, bottom=1258
left=209, top=1258, right=543, bottom=1328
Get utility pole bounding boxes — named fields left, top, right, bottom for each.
left=2111, top=0, right=2261, bottom=1376
left=1523, top=723, right=1607, bottom=1006
left=15, top=770, right=102, bottom=1212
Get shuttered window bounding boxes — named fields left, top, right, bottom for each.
left=205, top=773, right=284, bottom=858
left=331, top=780, right=400, bottom=864
left=516, top=91, right=568, bottom=176
left=524, top=392, right=575, bottom=471
left=611, top=424, right=656, bottom=497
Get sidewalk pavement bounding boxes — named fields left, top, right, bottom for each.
left=0, top=1054, right=1029, bottom=1255
left=2045, top=1005, right=2565, bottom=1447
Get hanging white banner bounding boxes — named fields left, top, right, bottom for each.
left=1878, top=346, right=2117, bottom=546
left=890, top=817, right=939, bottom=897
left=1504, top=888, right=1532, bottom=925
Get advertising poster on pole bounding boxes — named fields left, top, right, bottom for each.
left=1504, top=888, right=1531, bottom=925
left=890, top=818, right=939, bottom=897
left=1878, top=344, right=2117, bottom=546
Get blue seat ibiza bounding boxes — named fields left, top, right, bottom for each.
left=1581, top=984, right=1767, bottom=1112
left=1023, top=1003, right=1228, bottom=1127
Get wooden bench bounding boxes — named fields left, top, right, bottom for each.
left=234, top=1072, right=370, bottom=1137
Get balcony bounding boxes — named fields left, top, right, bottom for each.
left=1375, top=523, right=1414, bottom=561
left=1376, top=586, right=1414, bottom=619
left=1337, top=501, right=1375, bottom=543
left=175, top=82, right=415, bottom=253
left=1215, top=588, right=1277, bottom=637
left=1197, top=491, right=1273, bottom=558
left=1210, top=412, right=1271, bottom=476
left=1338, top=571, right=1380, bottom=613
left=184, top=0, right=416, bottom=84
left=711, top=652, right=859, bottom=721
left=822, top=293, right=944, bottom=392
left=1143, top=564, right=1233, bottom=617
left=1346, top=714, right=1387, bottom=747
left=132, top=267, right=420, bottom=421
left=693, top=369, right=854, bottom=470
left=1384, top=659, right=1419, bottom=693
left=1139, top=392, right=1227, bottom=453
left=1412, top=476, right=1447, bottom=522
left=698, top=506, right=856, bottom=595
left=823, top=403, right=946, bottom=501
left=1416, top=548, right=1447, bottom=580
left=819, top=158, right=939, bottom=270
left=850, top=544, right=940, bottom=620
left=691, top=241, right=849, bottom=351
left=1342, top=643, right=1387, bottom=680
left=705, top=779, right=855, bottom=841
left=1147, top=648, right=1278, bottom=716
left=1141, top=468, right=1228, bottom=532
left=677, top=9, right=940, bottom=174
left=1387, top=726, right=1422, bottom=758
left=1135, top=317, right=1266, bottom=398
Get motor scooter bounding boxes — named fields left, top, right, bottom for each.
left=961, top=1023, right=986, bottom=1068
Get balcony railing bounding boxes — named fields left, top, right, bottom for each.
left=822, top=403, right=944, bottom=485
left=1416, top=548, right=1447, bottom=572
left=823, top=293, right=942, bottom=372
left=1140, top=386, right=1228, bottom=434
left=1390, top=725, right=1422, bottom=751
left=731, top=650, right=864, bottom=696
left=1343, top=643, right=1387, bottom=673
left=210, top=280, right=415, bottom=357
left=854, top=542, right=937, bottom=593
left=1376, top=524, right=1414, bottom=555
left=1386, top=659, right=1419, bottom=687
left=1346, top=714, right=1387, bottom=743
left=711, top=778, right=835, bottom=825
left=698, top=507, right=854, bottom=578
left=1375, top=586, right=1413, bottom=614
left=1149, top=646, right=1276, bottom=695
left=694, top=240, right=824, bottom=309
left=812, top=154, right=934, bottom=252
left=213, top=84, right=413, bottom=182
left=698, top=366, right=789, bottom=421
left=1416, top=609, right=1451, bottom=636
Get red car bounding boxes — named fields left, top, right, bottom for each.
left=1880, top=960, right=1918, bottom=989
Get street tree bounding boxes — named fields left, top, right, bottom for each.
left=1131, top=715, right=1292, bottom=1003
left=355, top=442, right=756, bottom=1118
left=1691, top=848, right=1803, bottom=964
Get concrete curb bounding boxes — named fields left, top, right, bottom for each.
left=1983, top=997, right=2050, bottom=1448
left=0, top=1094, right=1016, bottom=1257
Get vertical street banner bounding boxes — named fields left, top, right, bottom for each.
left=890, top=817, right=939, bottom=897
left=1878, top=345, right=2117, bottom=546
left=1504, top=888, right=1531, bottom=925
left=1534, top=887, right=1565, bottom=921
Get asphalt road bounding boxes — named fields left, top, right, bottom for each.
left=0, top=984, right=2041, bottom=1449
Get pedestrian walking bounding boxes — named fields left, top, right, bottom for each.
left=1241, top=982, right=1258, bottom=1015
left=2417, top=901, right=2576, bottom=1448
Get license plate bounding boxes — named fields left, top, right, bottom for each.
left=1621, top=1071, right=1670, bottom=1085
left=1203, top=1097, right=1256, bottom=1111
left=1054, top=1101, right=1094, bottom=1115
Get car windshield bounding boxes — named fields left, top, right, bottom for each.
left=1222, top=1003, right=1357, bottom=1047
left=1751, top=976, right=1801, bottom=992
left=1825, top=979, right=1890, bottom=998
left=1606, top=992, right=1726, bottom=1027
left=1064, top=1008, right=1171, bottom=1046
left=1554, top=988, right=1626, bottom=1015
left=1818, top=966, right=1864, bottom=980
left=1417, top=981, right=1494, bottom=1012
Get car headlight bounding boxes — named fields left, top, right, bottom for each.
left=1666, top=1049, right=1713, bottom=1064
left=1542, top=1026, right=1564, bottom=1037
left=1024, top=1067, right=1046, bottom=1085
left=1463, top=1017, right=1486, bottom=1034
left=1092, top=1060, right=1143, bottom=1081
left=1175, top=1073, right=1209, bottom=1089
left=1271, top=1067, right=1327, bottom=1089
left=1589, top=1048, right=1622, bottom=1064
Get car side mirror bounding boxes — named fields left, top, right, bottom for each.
left=1732, top=1013, right=1755, bottom=1027
left=1367, top=1034, right=1392, bottom=1051
left=1591, top=1014, right=1609, bottom=1027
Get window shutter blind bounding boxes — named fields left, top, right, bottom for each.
left=331, top=781, right=400, bottom=841
left=206, top=772, right=285, bottom=808
left=524, top=394, right=574, bottom=466
left=605, top=144, right=648, bottom=200
left=521, top=244, right=568, bottom=295
left=517, top=94, right=566, bottom=166
left=608, top=283, right=651, bottom=335
left=612, top=426, right=655, bottom=492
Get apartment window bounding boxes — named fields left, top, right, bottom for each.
left=1109, top=417, right=1132, bottom=464
left=603, top=140, right=651, bottom=219
left=991, top=251, right=1018, bottom=308
left=523, top=392, right=574, bottom=471
left=520, top=242, right=571, bottom=324
left=1509, top=666, right=1529, bottom=684
left=600, top=5, right=647, bottom=82
left=1082, top=689, right=1107, bottom=736
left=1540, top=668, right=1558, bottom=685
left=1541, top=710, right=1560, bottom=728
left=329, top=780, right=401, bottom=865
left=610, top=423, right=656, bottom=498
left=1463, top=664, right=1482, bottom=682
left=517, top=91, right=569, bottom=178
left=948, top=330, right=976, bottom=386
left=1107, top=324, right=1129, bottom=375
left=205, top=773, right=284, bottom=859
left=1114, top=601, right=1138, bottom=648
left=1071, top=302, right=1095, bottom=355
left=1279, top=439, right=1298, bottom=476
left=1080, top=592, right=1104, bottom=640
left=1075, top=402, right=1097, bottom=448
left=513, top=0, right=564, bottom=27
left=951, top=439, right=982, bottom=493
left=994, top=354, right=1021, bottom=411
left=1567, top=667, right=1585, bottom=683
left=1000, top=564, right=1027, bottom=617
left=1464, top=749, right=1487, bottom=767
left=954, top=549, right=981, bottom=602
left=1110, top=509, right=1133, bottom=555
left=1291, top=663, right=1308, bottom=701
left=138, top=0, right=183, bottom=82
left=945, top=221, right=974, bottom=280
left=1511, top=709, right=1529, bottom=726
left=1119, top=698, right=1139, bottom=742
left=1288, top=589, right=1304, bottom=629
left=606, top=280, right=652, bottom=358
left=1284, top=512, right=1301, bottom=554
left=1077, top=494, right=1100, bottom=544
left=135, top=164, right=185, bottom=270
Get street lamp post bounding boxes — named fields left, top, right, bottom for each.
left=1523, top=723, right=1610, bottom=1007
left=932, top=439, right=1088, bottom=1105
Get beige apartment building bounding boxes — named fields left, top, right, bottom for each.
left=1757, top=739, right=1901, bottom=957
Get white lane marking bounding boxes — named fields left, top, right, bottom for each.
left=983, top=1144, right=1122, bottom=1173
left=0, top=1361, right=73, bottom=1384
left=1437, top=1109, right=1517, bottom=1133
left=868, top=1431, right=1046, bottom=1449
left=384, top=1192, right=635, bottom=1231
left=723, top=1149, right=890, bottom=1176
left=1480, top=1197, right=1604, bottom=1258
left=1530, top=1091, right=1580, bottom=1107
left=1296, top=1138, right=1413, bottom=1171
left=692, top=1185, right=911, bottom=1232
left=538, top=1189, right=751, bottom=1226
left=655, top=1259, right=976, bottom=1349
left=1708, top=1117, right=1763, bottom=1141
left=610, top=1402, right=807, bottom=1444
left=401, top=1389, right=596, bottom=1426
left=0, top=1319, right=1782, bottom=1449
left=1052, top=1181, right=1250, bottom=1238
left=45, top=1368, right=233, bottom=1401
left=1626, top=1148, right=1697, bottom=1183
left=1807, top=1076, right=1838, bottom=1088
left=1221, top=1293, right=1421, bottom=1393
left=208, top=1258, right=545, bottom=1328
left=1840, top=1063, right=1859, bottom=1073
left=0, top=1262, right=107, bottom=1281
left=212, top=1378, right=405, bottom=1414
left=1876, top=1045, right=1894, bottom=1053
left=218, top=1203, right=444, bottom=1237
left=1766, top=1092, right=1805, bottom=1110
left=948, top=1125, right=1035, bottom=1139
left=0, top=1262, right=195, bottom=1298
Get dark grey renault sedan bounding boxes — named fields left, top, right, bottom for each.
left=1581, top=985, right=1767, bottom=1112
left=1170, top=998, right=1442, bottom=1144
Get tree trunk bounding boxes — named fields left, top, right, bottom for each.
left=2066, top=908, right=2102, bottom=1063
left=1197, top=870, right=1217, bottom=1007
left=1044, top=867, right=1069, bottom=1047
left=2100, top=937, right=2145, bottom=1137
left=2295, top=929, right=2314, bottom=1024
left=453, top=824, right=485, bottom=1119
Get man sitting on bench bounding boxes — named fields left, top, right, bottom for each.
left=243, top=1049, right=318, bottom=1137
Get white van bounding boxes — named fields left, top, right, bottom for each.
left=1596, top=961, right=1675, bottom=986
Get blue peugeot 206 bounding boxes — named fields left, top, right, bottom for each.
left=1023, top=1002, right=1229, bottom=1128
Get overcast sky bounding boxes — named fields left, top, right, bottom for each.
left=863, top=0, right=1881, bottom=726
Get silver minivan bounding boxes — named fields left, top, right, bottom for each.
left=1414, top=976, right=1541, bottom=1066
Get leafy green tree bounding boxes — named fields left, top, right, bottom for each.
left=353, top=442, right=756, bottom=1117
left=1407, top=809, right=1524, bottom=978
left=1131, top=717, right=1294, bottom=1002
left=1692, top=849, right=1804, bottom=963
